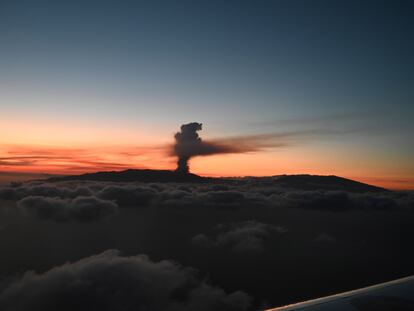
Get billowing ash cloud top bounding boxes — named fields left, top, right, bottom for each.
left=174, top=122, right=203, bottom=173
left=174, top=122, right=238, bottom=173
left=172, top=121, right=381, bottom=174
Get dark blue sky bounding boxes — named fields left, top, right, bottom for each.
left=0, top=0, right=413, bottom=186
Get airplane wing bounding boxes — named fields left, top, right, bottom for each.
left=266, top=275, right=414, bottom=311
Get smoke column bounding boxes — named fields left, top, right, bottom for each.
left=173, top=122, right=291, bottom=173
left=174, top=123, right=203, bottom=173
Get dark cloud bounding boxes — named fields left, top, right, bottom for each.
left=0, top=160, right=34, bottom=166
left=0, top=250, right=251, bottom=311
left=0, top=179, right=414, bottom=308
left=0, top=187, right=17, bottom=200
left=97, top=185, right=157, bottom=206
left=276, top=190, right=414, bottom=211
left=0, top=171, right=58, bottom=186
left=278, top=190, right=351, bottom=211
left=173, top=123, right=289, bottom=173
left=2, top=179, right=414, bottom=212
left=0, top=182, right=94, bottom=200
left=173, top=122, right=228, bottom=173
left=171, top=121, right=385, bottom=174
left=314, top=233, right=337, bottom=243
left=17, top=195, right=118, bottom=222
left=0, top=146, right=162, bottom=174
left=192, top=221, right=286, bottom=253
left=197, top=190, right=268, bottom=209
left=156, top=187, right=271, bottom=209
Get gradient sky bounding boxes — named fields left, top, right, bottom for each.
left=0, top=0, right=413, bottom=189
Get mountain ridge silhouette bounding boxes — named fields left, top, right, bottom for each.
left=46, top=169, right=387, bottom=192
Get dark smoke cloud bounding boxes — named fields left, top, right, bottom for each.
left=174, top=122, right=218, bottom=173
left=0, top=250, right=251, bottom=311
left=172, top=122, right=370, bottom=173
left=173, top=123, right=289, bottom=173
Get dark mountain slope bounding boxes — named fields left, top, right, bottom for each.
left=271, top=174, right=387, bottom=192
left=47, top=169, right=204, bottom=183
left=46, top=170, right=387, bottom=192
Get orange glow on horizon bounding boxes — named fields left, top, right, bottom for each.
left=1, top=144, right=413, bottom=190
left=191, top=153, right=414, bottom=190
left=0, top=144, right=174, bottom=175
left=1, top=118, right=413, bottom=190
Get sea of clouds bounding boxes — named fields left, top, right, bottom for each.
left=0, top=179, right=413, bottom=310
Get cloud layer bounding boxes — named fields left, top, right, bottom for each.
left=192, top=221, right=286, bottom=253
left=0, top=179, right=414, bottom=308
left=0, top=249, right=251, bottom=311
left=2, top=179, right=413, bottom=214
left=17, top=195, right=118, bottom=222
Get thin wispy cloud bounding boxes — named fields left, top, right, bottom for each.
left=0, top=145, right=169, bottom=175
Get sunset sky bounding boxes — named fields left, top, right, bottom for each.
left=1, top=0, right=413, bottom=189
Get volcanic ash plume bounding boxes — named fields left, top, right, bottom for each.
left=174, top=123, right=203, bottom=173
left=173, top=122, right=289, bottom=173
